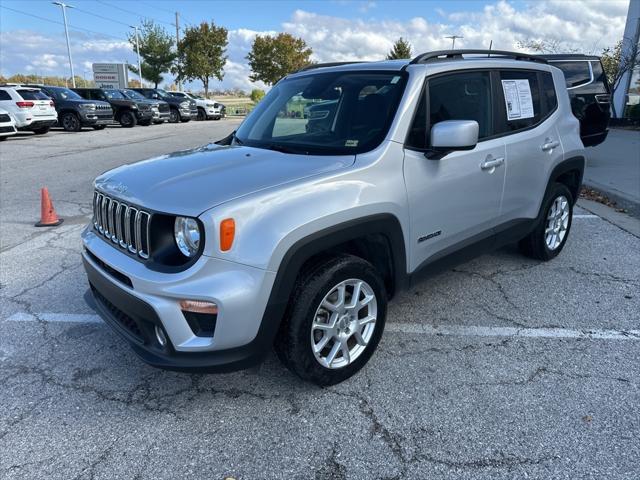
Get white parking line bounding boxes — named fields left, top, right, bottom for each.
left=386, top=323, right=640, bottom=340
left=573, top=214, right=600, bottom=219
left=5, top=312, right=639, bottom=341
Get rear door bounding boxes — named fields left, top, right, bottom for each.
left=403, top=70, right=506, bottom=270
left=496, top=69, right=563, bottom=222
left=546, top=58, right=611, bottom=146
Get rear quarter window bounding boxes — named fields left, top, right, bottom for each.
left=0, top=90, right=12, bottom=101
left=541, top=72, right=558, bottom=113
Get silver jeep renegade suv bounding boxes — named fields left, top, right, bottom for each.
left=82, top=50, right=585, bottom=385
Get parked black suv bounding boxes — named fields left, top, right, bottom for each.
left=119, top=88, right=170, bottom=124
left=28, top=85, right=113, bottom=132
left=539, top=54, right=611, bottom=147
left=72, top=88, right=153, bottom=128
left=132, top=88, right=196, bottom=123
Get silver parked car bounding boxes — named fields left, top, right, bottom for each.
left=82, top=50, right=585, bottom=385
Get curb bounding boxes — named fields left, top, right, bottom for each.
left=577, top=198, right=640, bottom=238
left=582, top=181, right=640, bottom=219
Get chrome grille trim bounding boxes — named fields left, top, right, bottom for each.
left=92, top=191, right=151, bottom=259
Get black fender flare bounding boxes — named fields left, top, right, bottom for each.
left=251, top=213, right=407, bottom=357
left=544, top=156, right=585, bottom=207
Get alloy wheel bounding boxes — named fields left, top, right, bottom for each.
left=545, top=195, right=570, bottom=250
left=310, top=278, right=377, bottom=369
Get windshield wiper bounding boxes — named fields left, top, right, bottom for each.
left=263, top=144, right=307, bottom=154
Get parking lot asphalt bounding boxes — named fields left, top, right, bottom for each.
left=1, top=122, right=639, bottom=480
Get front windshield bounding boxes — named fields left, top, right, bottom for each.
left=121, top=89, right=146, bottom=100
left=103, top=90, right=125, bottom=100
left=52, top=87, right=82, bottom=100
left=235, top=71, right=407, bottom=155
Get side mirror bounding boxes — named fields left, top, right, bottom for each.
left=427, top=120, right=479, bottom=159
left=152, top=93, right=159, bottom=99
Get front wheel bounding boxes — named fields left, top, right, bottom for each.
left=92, top=125, right=107, bottom=130
left=519, top=182, right=573, bottom=261
left=119, top=111, right=137, bottom=128
left=197, top=108, right=206, bottom=121
left=169, top=109, right=180, bottom=123
left=275, top=254, right=387, bottom=386
left=61, top=112, right=81, bottom=132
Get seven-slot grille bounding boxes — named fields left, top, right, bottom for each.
left=93, top=191, right=151, bottom=259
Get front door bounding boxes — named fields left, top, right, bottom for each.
left=403, top=70, right=505, bottom=271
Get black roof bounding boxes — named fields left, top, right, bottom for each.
left=537, top=54, right=601, bottom=61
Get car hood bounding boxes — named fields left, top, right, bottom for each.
left=95, top=144, right=355, bottom=217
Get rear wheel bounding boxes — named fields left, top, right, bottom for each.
left=275, top=254, right=387, bottom=386
left=197, top=108, right=206, bottom=121
left=61, top=112, right=81, bottom=132
left=32, top=127, right=50, bottom=135
left=169, top=108, right=180, bottom=123
left=119, top=111, right=137, bottom=128
left=519, top=182, right=573, bottom=261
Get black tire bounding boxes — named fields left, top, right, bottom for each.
left=275, top=254, right=387, bottom=386
left=32, top=127, right=50, bottom=135
left=92, top=125, right=107, bottom=130
left=169, top=108, right=180, bottom=123
left=180, top=117, right=191, bottom=123
left=197, top=108, right=207, bottom=121
left=61, top=112, right=81, bottom=132
left=519, top=182, right=573, bottom=261
left=119, top=111, right=137, bottom=128
left=139, top=119, right=152, bottom=126
left=0, top=136, right=7, bottom=141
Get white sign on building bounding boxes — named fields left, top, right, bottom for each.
left=92, top=63, right=129, bottom=89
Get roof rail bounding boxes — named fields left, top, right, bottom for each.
left=295, top=61, right=369, bottom=73
left=409, top=49, right=548, bottom=65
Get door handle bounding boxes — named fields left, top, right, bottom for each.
left=480, top=157, right=504, bottom=170
left=541, top=140, right=560, bottom=151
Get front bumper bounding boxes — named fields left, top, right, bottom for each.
left=179, top=107, right=195, bottom=119
left=81, top=226, right=278, bottom=372
left=81, top=112, right=114, bottom=126
left=135, top=110, right=154, bottom=121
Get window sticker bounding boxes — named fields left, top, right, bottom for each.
left=501, top=79, right=534, bottom=120
left=345, top=139, right=359, bottom=147
left=390, top=76, right=401, bottom=84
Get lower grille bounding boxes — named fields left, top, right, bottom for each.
left=0, top=114, right=11, bottom=122
left=91, top=285, right=144, bottom=342
left=93, top=191, right=151, bottom=259
left=0, top=126, right=15, bottom=133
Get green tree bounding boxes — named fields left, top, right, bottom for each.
left=175, top=21, right=228, bottom=97
left=128, top=20, right=176, bottom=88
left=246, top=33, right=312, bottom=85
left=250, top=88, right=265, bottom=103
left=386, top=37, right=412, bottom=60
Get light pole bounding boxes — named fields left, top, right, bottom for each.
left=130, top=25, right=143, bottom=88
left=445, top=35, right=463, bottom=49
left=52, top=2, right=76, bottom=87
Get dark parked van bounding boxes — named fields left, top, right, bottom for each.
left=29, top=85, right=113, bottom=132
left=539, top=54, right=611, bottom=147
left=72, top=88, right=154, bottom=128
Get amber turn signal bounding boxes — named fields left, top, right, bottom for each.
left=179, top=299, right=219, bottom=315
left=220, top=218, right=235, bottom=251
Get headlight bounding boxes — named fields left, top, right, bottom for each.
left=80, top=103, right=96, bottom=110
left=174, top=216, right=201, bottom=257
left=206, top=103, right=216, bottom=107
left=180, top=101, right=190, bottom=108
left=131, top=104, right=138, bottom=110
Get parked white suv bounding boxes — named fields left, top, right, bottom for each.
left=0, top=86, right=58, bottom=134
left=168, top=91, right=224, bottom=120
left=82, top=50, right=587, bottom=385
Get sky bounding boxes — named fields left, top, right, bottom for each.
left=0, top=0, right=632, bottom=93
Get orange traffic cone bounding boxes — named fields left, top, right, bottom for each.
left=35, top=187, right=64, bottom=227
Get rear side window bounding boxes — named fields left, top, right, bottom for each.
left=0, top=90, right=11, bottom=101
left=17, top=89, right=49, bottom=100
left=552, top=61, right=591, bottom=88
left=497, top=70, right=542, bottom=132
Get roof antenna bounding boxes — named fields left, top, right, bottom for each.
left=488, top=40, right=493, bottom=57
